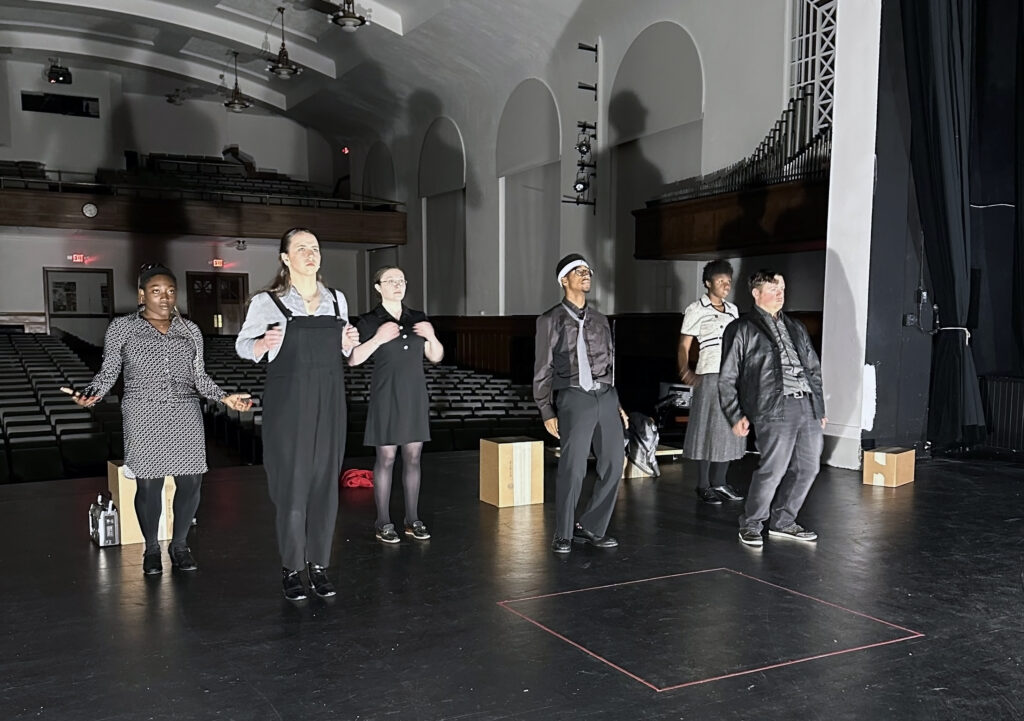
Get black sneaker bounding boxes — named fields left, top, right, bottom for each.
left=143, top=549, right=163, bottom=575
left=404, top=521, right=431, bottom=540
left=696, top=487, right=723, bottom=505
left=551, top=536, right=571, bottom=554
left=168, top=544, right=198, bottom=571
left=738, top=529, right=764, bottom=547
left=375, top=523, right=400, bottom=544
left=282, top=568, right=307, bottom=601
left=711, top=484, right=745, bottom=502
left=768, top=524, right=818, bottom=542
left=306, top=563, right=336, bottom=598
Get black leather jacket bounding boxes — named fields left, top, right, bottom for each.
left=533, top=300, right=615, bottom=421
left=718, top=310, right=825, bottom=427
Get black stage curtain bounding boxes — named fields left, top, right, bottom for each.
left=900, top=0, right=986, bottom=449
left=1015, top=8, right=1024, bottom=368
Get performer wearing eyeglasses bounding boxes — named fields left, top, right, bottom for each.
left=73, top=264, right=252, bottom=575
left=236, top=228, right=360, bottom=601
left=534, top=254, right=628, bottom=554
left=349, top=266, right=444, bottom=544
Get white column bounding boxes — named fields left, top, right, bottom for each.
left=820, top=0, right=882, bottom=468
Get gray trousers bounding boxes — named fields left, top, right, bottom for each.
left=554, top=386, right=625, bottom=539
left=739, top=396, right=823, bottom=533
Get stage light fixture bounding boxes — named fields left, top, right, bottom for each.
left=575, top=136, right=591, bottom=156
left=572, top=175, right=589, bottom=194
left=46, top=59, right=72, bottom=85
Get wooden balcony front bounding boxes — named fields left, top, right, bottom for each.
left=632, top=178, right=828, bottom=260
left=0, top=188, right=406, bottom=245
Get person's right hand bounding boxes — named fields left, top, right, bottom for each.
left=256, top=327, right=284, bottom=357
left=374, top=321, right=401, bottom=346
left=680, top=368, right=698, bottom=385
left=732, top=416, right=750, bottom=437
left=544, top=417, right=559, bottom=439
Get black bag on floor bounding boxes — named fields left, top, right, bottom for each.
left=626, top=412, right=660, bottom=477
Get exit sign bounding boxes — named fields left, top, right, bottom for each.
left=69, top=253, right=85, bottom=263
left=211, top=258, right=224, bottom=268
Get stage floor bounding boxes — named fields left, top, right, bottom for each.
left=1, top=452, right=1021, bottom=720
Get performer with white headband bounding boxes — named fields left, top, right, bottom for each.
left=533, top=253, right=628, bottom=554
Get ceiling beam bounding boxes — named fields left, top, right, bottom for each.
left=24, top=0, right=337, bottom=78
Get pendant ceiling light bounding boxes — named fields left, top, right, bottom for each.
left=331, top=0, right=367, bottom=32
left=224, top=51, right=253, bottom=113
left=267, top=7, right=302, bottom=79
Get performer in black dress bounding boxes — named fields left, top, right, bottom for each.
left=74, top=264, right=251, bottom=575
left=236, top=228, right=360, bottom=601
left=350, top=266, right=444, bottom=544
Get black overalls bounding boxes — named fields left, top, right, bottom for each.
left=261, top=290, right=347, bottom=571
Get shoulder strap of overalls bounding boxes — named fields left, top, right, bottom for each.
left=264, top=291, right=293, bottom=320
left=327, top=288, right=342, bottom=321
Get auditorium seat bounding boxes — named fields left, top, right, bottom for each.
left=8, top=435, right=65, bottom=482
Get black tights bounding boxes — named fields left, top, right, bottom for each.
left=373, top=443, right=423, bottom=528
left=135, top=474, right=202, bottom=552
left=696, top=461, right=729, bottom=490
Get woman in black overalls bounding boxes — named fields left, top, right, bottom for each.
left=236, top=228, right=359, bottom=601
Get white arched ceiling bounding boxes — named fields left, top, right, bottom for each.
left=363, top=141, right=397, bottom=201
left=495, top=78, right=560, bottom=177
left=608, top=21, right=704, bottom=145
left=418, top=116, right=465, bottom=198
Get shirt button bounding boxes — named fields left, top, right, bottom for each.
left=402, top=334, right=408, bottom=339
left=403, top=345, right=409, bottom=350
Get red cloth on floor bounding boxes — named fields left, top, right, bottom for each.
left=340, top=469, right=374, bottom=488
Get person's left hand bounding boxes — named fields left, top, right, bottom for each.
left=342, top=324, right=360, bottom=351
left=222, top=393, right=253, bottom=412
left=619, top=408, right=629, bottom=429
left=820, top=416, right=828, bottom=430
left=412, top=321, right=436, bottom=342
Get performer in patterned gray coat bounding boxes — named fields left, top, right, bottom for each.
left=75, top=264, right=251, bottom=575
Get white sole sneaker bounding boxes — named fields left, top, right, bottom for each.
left=738, top=531, right=763, bottom=547
left=768, top=528, right=818, bottom=542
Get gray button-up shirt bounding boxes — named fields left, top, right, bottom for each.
left=755, top=306, right=812, bottom=395
left=235, top=283, right=352, bottom=363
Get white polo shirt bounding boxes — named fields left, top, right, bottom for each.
left=680, top=294, right=739, bottom=375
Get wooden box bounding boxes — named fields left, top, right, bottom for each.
left=862, top=447, right=915, bottom=487
left=479, top=437, right=544, bottom=507
left=106, top=461, right=176, bottom=545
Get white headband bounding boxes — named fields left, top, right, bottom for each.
left=557, top=260, right=591, bottom=286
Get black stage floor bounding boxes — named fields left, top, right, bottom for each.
left=1, top=452, right=1022, bottom=720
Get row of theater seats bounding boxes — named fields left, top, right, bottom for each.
left=200, top=337, right=544, bottom=463
left=0, top=160, right=49, bottom=189
left=0, top=334, right=122, bottom=483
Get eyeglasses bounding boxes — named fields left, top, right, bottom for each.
left=572, top=267, right=593, bottom=278
left=379, top=279, right=407, bottom=287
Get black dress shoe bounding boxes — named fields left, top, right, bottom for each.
left=168, top=544, right=198, bottom=571
left=282, top=568, right=308, bottom=601
left=551, top=536, right=572, bottom=554
left=572, top=525, right=619, bottom=548
left=306, top=563, right=336, bottom=598
left=143, top=549, right=163, bottom=576
left=711, top=484, right=745, bottom=502
left=696, top=487, right=723, bottom=505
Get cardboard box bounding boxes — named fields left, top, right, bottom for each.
left=479, top=437, right=544, bottom=507
left=106, top=461, right=176, bottom=545
left=862, top=447, right=915, bottom=487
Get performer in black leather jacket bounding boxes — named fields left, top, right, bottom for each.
left=719, top=270, right=827, bottom=548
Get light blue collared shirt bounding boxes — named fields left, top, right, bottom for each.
left=235, top=283, right=352, bottom=363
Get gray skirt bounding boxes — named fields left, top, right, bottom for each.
left=682, top=373, right=746, bottom=462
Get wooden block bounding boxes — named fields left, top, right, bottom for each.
left=862, top=447, right=915, bottom=487
left=479, top=437, right=544, bottom=507
left=106, top=461, right=176, bottom=545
